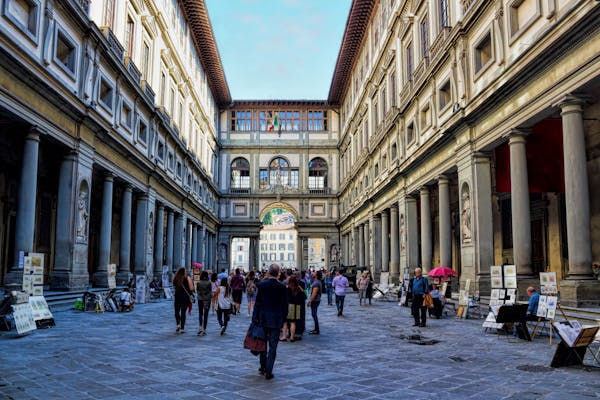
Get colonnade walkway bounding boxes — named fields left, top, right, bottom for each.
left=0, top=293, right=598, bottom=399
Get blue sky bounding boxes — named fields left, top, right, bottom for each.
left=205, top=0, right=352, bottom=100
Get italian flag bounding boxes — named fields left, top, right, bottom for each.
left=269, top=113, right=279, bottom=131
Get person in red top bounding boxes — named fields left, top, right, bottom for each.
left=230, top=268, right=246, bottom=315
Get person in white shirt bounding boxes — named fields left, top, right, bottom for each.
left=331, top=269, right=349, bottom=317
left=119, top=288, right=134, bottom=312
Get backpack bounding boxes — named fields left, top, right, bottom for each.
left=246, top=280, right=256, bottom=296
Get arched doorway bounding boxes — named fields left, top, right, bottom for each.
left=259, top=203, right=298, bottom=271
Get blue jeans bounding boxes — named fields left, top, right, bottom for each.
left=335, top=294, right=345, bottom=314
left=310, top=301, right=320, bottom=332
left=260, top=328, right=280, bottom=375
left=326, top=287, right=333, bottom=305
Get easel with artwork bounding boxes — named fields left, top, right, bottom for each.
left=551, top=321, right=600, bottom=369
left=456, top=279, right=470, bottom=318
left=484, top=265, right=517, bottom=333
left=531, top=271, right=566, bottom=344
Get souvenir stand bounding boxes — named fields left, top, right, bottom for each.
left=483, top=265, right=518, bottom=334
left=531, top=271, right=561, bottom=344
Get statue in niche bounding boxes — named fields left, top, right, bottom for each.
left=462, top=190, right=472, bottom=242
left=148, top=213, right=154, bottom=252
left=76, top=187, right=89, bottom=241
left=219, top=244, right=227, bottom=262
left=330, top=244, right=338, bottom=263
left=399, top=213, right=406, bottom=253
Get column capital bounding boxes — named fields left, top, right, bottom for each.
left=553, top=93, right=590, bottom=111
left=473, top=151, right=492, bottom=163
left=437, top=175, right=450, bottom=184
left=27, top=126, right=42, bottom=140
left=419, top=186, right=430, bottom=195
left=390, top=204, right=398, bottom=211
left=104, top=172, right=114, bottom=182
left=504, top=129, right=530, bottom=144
left=157, top=203, right=165, bottom=211
left=123, top=184, right=134, bottom=192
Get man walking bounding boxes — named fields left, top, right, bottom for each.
left=332, top=269, right=349, bottom=316
left=307, top=270, right=322, bottom=334
left=252, top=264, right=288, bottom=380
left=411, top=268, right=429, bottom=327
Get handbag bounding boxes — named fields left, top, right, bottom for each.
left=243, top=324, right=266, bottom=354
left=182, top=285, right=194, bottom=304
left=422, top=293, right=434, bottom=309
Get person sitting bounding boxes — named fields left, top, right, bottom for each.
left=430, top=285, right=443, bottom=319
left=526, top=287, right=540, bottom=321
left=119, top=288, right=134, bottom=312
left=149, top=276, right=163, bottom=300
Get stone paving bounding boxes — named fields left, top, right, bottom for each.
left=1, top=293, right=599, bottom=400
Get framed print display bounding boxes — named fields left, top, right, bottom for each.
left=503, top=265, right=516, bottom=277
left=504, top=276, right=517, bottom=289
left=540, top=272, right=557, bottom=295
left=490, top=266, right=502, bottom=278
left=491, top=276, right=503, bottom=289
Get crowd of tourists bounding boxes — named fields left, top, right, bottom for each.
left=170, top=264, right=363, bottom=379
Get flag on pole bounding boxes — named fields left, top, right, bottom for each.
left=268, top=112, right=279, bottom=131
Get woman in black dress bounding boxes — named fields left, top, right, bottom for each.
left=279, top=275, right=306, bottom=342
left=173, top=267, right=194, bottom=333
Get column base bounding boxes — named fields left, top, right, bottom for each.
left=116, top=272, right=133, bottom=287
left=92, top=271, right=109, bottom=288
left=3, top=270, right=24, bottom=288
left=559, top=279, right=600, bottom=307
left=50, top=271, right=89, bottom=291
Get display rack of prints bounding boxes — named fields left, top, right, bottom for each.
left=12, top=303, right=37, bottom=335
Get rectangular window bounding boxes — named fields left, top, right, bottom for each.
left=176, top=161, right=182, bottom=179
left=124, top=16, right=134, bottom=56
left=389, top=70, right=396, bottom=107
left=98, top=77, right=113, bottom=111
left=157, top=141, right=165, bottom=161
left=55, top=27, right=77, bottom=76
left=159, top=71, right=166, bottom=105
left=381, top=85, right=387, bottom=116
left=407, top=121, right=415, bottom=144
left=121, top=102, right=132, bottom=129
left=406, top=42, right=413, bottom=81
left=5, top=0, right=39, bottom=39
left=439, top=0, right=449, bottom=29
left=474, top=32, right=492, bottom=73
left=259, top=169, right=268, bottom=189
left=421, top=16, right=429, bottom=59
left=290, top=169, right=299, bottom=188
left=103, top=0, right=115, bottom=29
left=420, top=104, right=431, bottom=129
left=138, top=119, right=148, bottom=144
left=439, top=80, right=451, bottom=110
left=141, top=41, right=150, bottom=80
left=167, top=151, right=174, bottom=171
left=231, top=110, right=253, bottom=131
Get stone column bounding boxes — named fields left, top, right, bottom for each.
left=185, top=221, right=192, bottom=269
left=507, top=131, right=532, bottom=275
left=134, top=194, right=150, bottom=275
left=438, top=176, right=452, bottom=268
left=420, top=187, right=432, bottom=273
left=117, top=185, right=133, bottom=285
left=191, top=224, right=198, bottom=265
left=353, top=226, right=359, bottom=265
left=199, top=224, right=206, bottom=266
left=51, top=153, right=76, bottom=288
left=389, top=205, right=399, bottom=280
left=93, top=173, right=114, bottom=287
left=166, top=210, right=174, bottom=270
left=8, top=130, right=40, bottom=282
left=173, top=214, right=183, bottom=271
left=405, top=196, right=419, bottom=271
left=381, top=209, right=390, bottom=275
left=368, top=215, right=376, bottom=269
left=154, top=204, right=164, bottom=277
left=556, top=96, right=599, bottom=307
left=358, top=224, right=365, bottom=267
left=372, top=214, right=382, bottom=276
left=249, top=236, right=257, bottom=271
left=296, top=236, right=303, bottom=270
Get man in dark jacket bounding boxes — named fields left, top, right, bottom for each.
left=252, top=264, right=288, bottom=380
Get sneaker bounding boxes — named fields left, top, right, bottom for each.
left=202, top=330, right=207, bottom=336
left=197, top=330, right=202, bottom=336
left=308, top=330, right=320, bottom=335
left=258, top=368, right=265, bottom=375
left=265, top=373, right=274, bottom=380
left=176, top=325, right=180, bottom=333
left=220, top=326, right=226, bottom=335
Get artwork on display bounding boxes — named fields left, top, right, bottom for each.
left=503, top=265, right=516, bottom=277
left=537, top=295, right=548, bottom=318
left=546, top=296, right=558, bottom=319
left=29, top=253, right=44, bottom=269
left=440, top=282, right=448, bottom=297
left=490, top=266, right=502, bottom=278
left=483, top=312, right=504, bottom=329
left=459, top=290, right=469, bottom=306
left=135, top=275, right=146, bottom=304
left=491, top=289, right=500, bottom=300
left=540, top=272, right=558, bottom=295
left=23, top=256, right=32, bottom=273
left=12, top=303, right=37, bottom=335
left=506, top=289, right=516, bottom=304
left=29, top=296, right=53, bottom=321
left=491, top=277, right=503, bottom=289
left=504, top=276, right=517, bottom=289
left=107, top=264, right=116, bottom=289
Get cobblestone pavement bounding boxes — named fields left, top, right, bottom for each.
left=1, top=293, right=599, bottom=400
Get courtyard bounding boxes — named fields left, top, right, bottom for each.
left=0, top=294, right=598, bottom=400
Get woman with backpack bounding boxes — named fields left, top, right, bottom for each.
left=246, top=270, right=257, bottom=317
left=173, top=267, right=194, bottom=334
left=196, top=270, right=212, bottom=335
left=215, top=277, right=233, bottom=335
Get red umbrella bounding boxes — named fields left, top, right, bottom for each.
left=428, top=266, right=457, bottom=277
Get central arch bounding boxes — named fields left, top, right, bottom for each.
left=259, top=202, right=298, bottom=270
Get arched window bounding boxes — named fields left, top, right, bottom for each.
left=308, top=157, right=328, bottom=190
left=269, top=157, right=289, bottom=186
left=231, top=157, right=250, bottom=189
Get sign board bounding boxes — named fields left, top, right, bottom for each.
left=12, top=303, right=37, bottom=335
left=483, top=312, right=504, bottom=329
